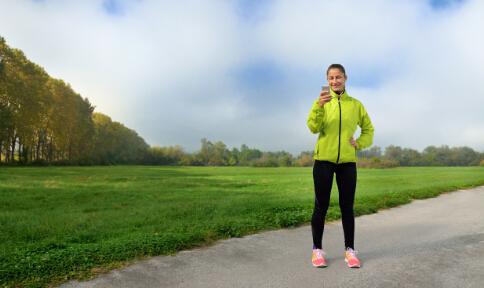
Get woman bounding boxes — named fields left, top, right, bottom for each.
left=307, top=64, right=374, bottom=268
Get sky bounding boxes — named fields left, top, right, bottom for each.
left=0, top=0, right=483, bottom=154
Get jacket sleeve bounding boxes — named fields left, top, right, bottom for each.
left=356, top=104, right=374, bottom=150
left=307, top=100, right=325, bottom=134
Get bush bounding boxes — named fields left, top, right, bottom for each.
left=357, top=157, right=399, bottom=168
left=145, top=145, right=186, bottom=165
left=295, top=152, right=314, bottom=167
left=251, top=155, right=279, bottom=167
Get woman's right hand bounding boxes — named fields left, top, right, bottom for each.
left=318, top=91, right=332, bottom=107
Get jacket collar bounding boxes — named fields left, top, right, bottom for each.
left=330, top=88, right=348, bottom=100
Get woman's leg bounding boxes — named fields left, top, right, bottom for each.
left=311, top=160, right=335, bottom=249
left=335, top=162, right=357, bottom=249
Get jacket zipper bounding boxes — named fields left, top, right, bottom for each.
left=336, top=98, right=342, bottom=163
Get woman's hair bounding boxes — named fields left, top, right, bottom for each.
left=326, top=64, right=346, bottom=76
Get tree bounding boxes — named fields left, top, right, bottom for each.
left=238, top=144, right=262, bottom=165
left=1, top=36, right=151, bottom=165
left=296, top=151, right=313, bottom=167
left=91, top=113, right=148, bottom=164
left=358, top=146, right=382, bottom=158
left=449, top=147, right=480, bottom=166
left=146, top=145, right=186, bottom=165
left=195, top=138, right=230, bottom=166
left=384, top=145, right=403, bottom=164
left=400, top=148, right=421, bottom=166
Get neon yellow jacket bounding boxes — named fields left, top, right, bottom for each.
left=307, top=89, right=374, bottom=163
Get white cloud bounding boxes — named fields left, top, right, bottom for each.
left=0, top=0, right=483, bottom=153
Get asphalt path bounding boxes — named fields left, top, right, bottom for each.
left=60, top=186, right=484, bottom=288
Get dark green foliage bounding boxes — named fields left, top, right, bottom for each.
left=357, top=157, right=399, bottom=168
left=357, top=145, right=482, bottom=167
left=91, top=113, right=148, bottom=164
left=172, top=140, right=296, bottom=167
left=144, top=145, right=185, bottom=165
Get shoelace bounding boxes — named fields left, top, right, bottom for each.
left=346, top=248, right=358, bottom=259
left=314, top=249, right=325, bottom=258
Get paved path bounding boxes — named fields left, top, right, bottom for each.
left=61, top=186, right=484, bottom=288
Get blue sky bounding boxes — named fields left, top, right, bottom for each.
left=102, top=0, right=124, bottom=15
left=430, top=0, right=463, bottom=9
left=1, top=0, right=483, bottom=154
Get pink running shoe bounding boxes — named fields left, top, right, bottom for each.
left=345, top=248, right=361, bottom=268
left=312, top=249, right=327, bottom=268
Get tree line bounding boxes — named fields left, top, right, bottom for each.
left=0, top=36, right=147, bottom=165
left=145, top=139, right=302, bottom=167
left=142, top=140, right=484, bottom=167
left=1, top=36, right=483, bottom=167
left=357, top=145, right=484, bottom=168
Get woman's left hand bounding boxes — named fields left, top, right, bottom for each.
left=350, top=137, right=358, bottom=149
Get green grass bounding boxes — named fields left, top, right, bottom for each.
left=1, top=166, right=484, bottom=287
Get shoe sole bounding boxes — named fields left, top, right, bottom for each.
left=344, top=259, right=360, bottom=268
left=313, top=263, right=328, bottom=268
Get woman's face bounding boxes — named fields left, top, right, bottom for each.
left=327, top=68, right=347, bottom=93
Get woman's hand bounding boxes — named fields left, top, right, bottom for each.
left=350, top=137, right=358, bottom=149
left=318, top=91, right=332, bottom=107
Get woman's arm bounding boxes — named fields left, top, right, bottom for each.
left=355, top=104, right=374, bottom=150
left=307, top=100, right=325, bottom=134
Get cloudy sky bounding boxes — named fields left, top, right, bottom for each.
left=1, top=0, right=483, bottom=154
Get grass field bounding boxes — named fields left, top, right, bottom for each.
left=1, top=166, right=484, bottom=287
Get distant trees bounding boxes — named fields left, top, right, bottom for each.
left=0, top=36, right=147, bottom=165
left=172, top=139, right=298, bottom=167
left=1, top=37, right=92, bottom=164
left=196, top=138, right=231, bottom=166
left=357, top=146, right=382, bottom=159
left=357, top=145, right=483, bottom=167
left=45, top=79, right=96, bottom=163
left=295, top=151, right=314, bottom=167
left=91, top=113, right=148, bottom=164
left=143, top=141, right=483, bottom=168
left=144, top=145, right=186, bottom=165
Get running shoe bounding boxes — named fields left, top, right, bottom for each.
left=344, top=248, right=361, bottom=268
left=312, top=248, right=327, bottom=268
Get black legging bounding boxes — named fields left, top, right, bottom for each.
left=311, top=160, right=357, bottom=250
